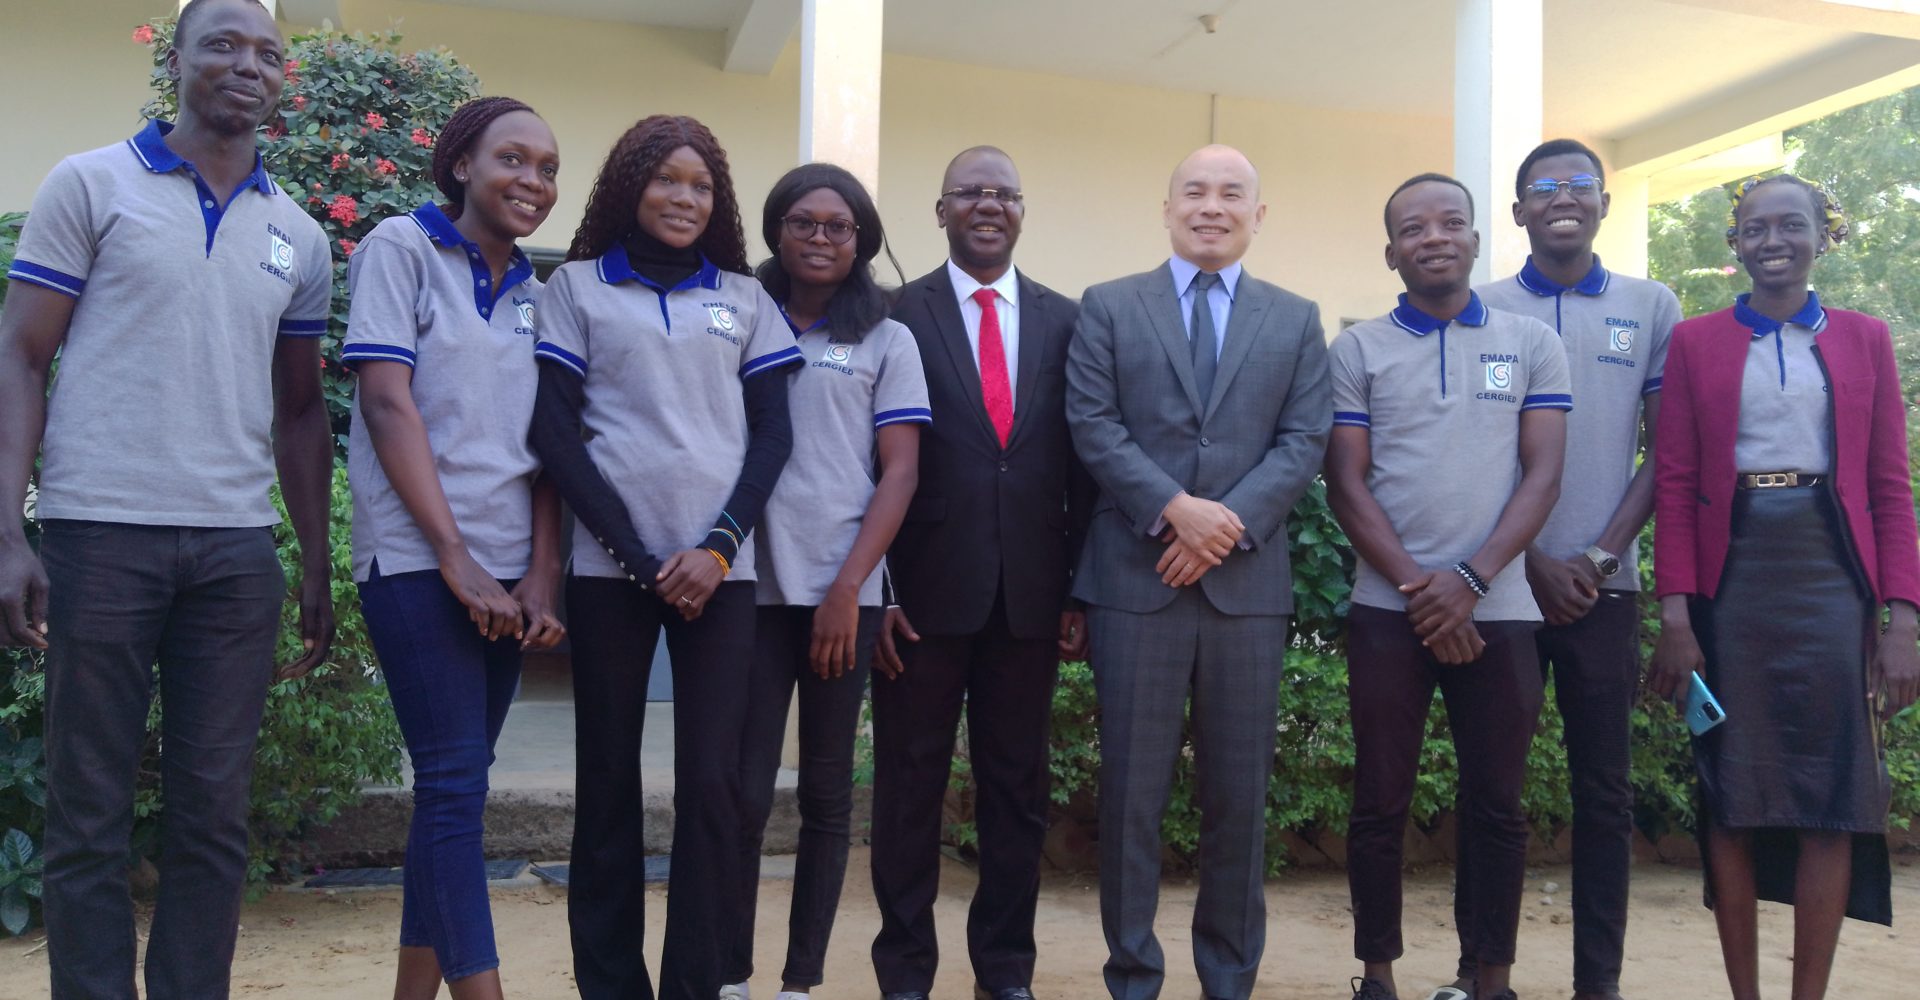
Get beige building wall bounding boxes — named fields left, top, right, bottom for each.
left=6, top=0, right=1472, bottom=324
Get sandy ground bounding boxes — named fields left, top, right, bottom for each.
left=2, top=848, right=1914, bottom=999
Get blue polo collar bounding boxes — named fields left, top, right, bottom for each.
left=408, top=202, right=533, bottom=318
left=126, top=119, right=274, bottom=195
left=1390, top=292, right=1488, bottom=337
left=595, top=244, right=722, bottom=292
left=1516, top=254, right=1610, bottom=297
left=778, top=303, right=827, bottom=337
left=1734, top=291, right=1827, bottom=338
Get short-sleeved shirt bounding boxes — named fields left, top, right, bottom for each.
left=533, top=247, right=804, bottom=581
left=8, top=119, right=331, bottom=527
left=1732, top=292, right=1832, bottom=474
left=1478, top=256, right=1679, bottom=590
left=756, top=315, right=931, bottom=607
left=341, top=203, right=543, bottom=583
left=1330, top=292, right=1573, bottom=621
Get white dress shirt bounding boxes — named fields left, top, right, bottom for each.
left=947, top=259, right=1021, bottom=412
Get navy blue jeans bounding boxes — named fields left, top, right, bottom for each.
left=359, top=566, right=523, bottom=982
left=40, top=520, right=285, bottom=1000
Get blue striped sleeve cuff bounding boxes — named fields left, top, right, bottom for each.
left=278, top=317, right=329, bottom=337
left=7, top=260, right=86, bottom=298
left=534, top=342, right=588, bottom=378
left=1521, top=393, right=1573, bottom=411
left=874, top=407, right=933, bottom=428
left=1642, top=377, right=1663, bottom=395
left=340, top=343, right=417, bottom=369
left=1333, top=410, right=1371, bottom=427
left=740, top=345, right=804, bottom=379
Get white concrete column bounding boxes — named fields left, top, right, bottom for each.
left=1592, top=169, right=1652, bottom=279
left=1455, top=0, right=1542, bottom=284
left=799, top=0, right=884, bottom=191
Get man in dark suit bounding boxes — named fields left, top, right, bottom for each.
left=870, top=145, right=1090, bottom=1000
left=1066, top=144, right=1331, bottom=1000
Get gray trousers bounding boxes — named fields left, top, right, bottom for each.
left=1089, top=588, right=1287, bottom=1000
left=39, top=520, right=285, bottom=1000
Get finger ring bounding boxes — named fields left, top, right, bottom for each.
left=679, top=596, right=693, bottom=606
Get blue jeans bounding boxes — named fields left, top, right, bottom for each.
left=40, top=520, right=285, bottom=1000
left=359, top=566, right=523, bottom=982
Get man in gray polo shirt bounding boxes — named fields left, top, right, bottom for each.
left=0, top=1, right=335, bottom=997
left=1460, top=139, right=1679, bottom=1000
left=1325, top=173, right=1568, bottom=1000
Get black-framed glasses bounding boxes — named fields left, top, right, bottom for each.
left=1525, top=174, right=1602, bottom=200
left=782, top=215, right=858, bottom=245
left=941, top=185, right=1024, bottom=206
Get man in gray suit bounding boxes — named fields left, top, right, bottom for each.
left=1066, top=145, right=1331, bottom=1000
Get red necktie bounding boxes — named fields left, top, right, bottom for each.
left=973, top=287, right=1013, bottom=447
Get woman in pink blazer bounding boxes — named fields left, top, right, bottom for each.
left=1650, top=175, right=1920, bottom=1000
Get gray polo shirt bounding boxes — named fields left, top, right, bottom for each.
left=533, top=247, right=804, bottom=581
left=342, top=203, right=543, bottom=583
left=756, top=315, right=930, bottom=607
left=1732, top=292, right=1831, bottom=474
left=8, top=120, right=331, bottom=527
left=1478, top=256, right=1678, bottom=590
left=1330, top=293, right=1573, bottom=622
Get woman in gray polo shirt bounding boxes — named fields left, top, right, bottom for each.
left=342, top=97, right=567, bottom=1000
left=528, top=115, right=805, bottom=1000
left=720, top=164, right=929, bottom=1000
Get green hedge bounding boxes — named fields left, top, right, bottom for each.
left=917, top=481, right=1919, bottom=875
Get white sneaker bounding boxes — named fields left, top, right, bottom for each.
left=773, top=993, right=810, bottom=1000
left=718, top=985, right=750, bottom=1000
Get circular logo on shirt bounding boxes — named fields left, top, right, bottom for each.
left=1609, top=327, right=1634, bottom=353
left=270, top=234, right=295, bottom=271
left=1485, top=361, right=1513, bottom=390
left=825, top=344, right=852, bottom=364
left=709, top=305, right=736, bottom=332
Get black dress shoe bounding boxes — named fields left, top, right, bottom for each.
left=882, top=993, right=931, bottom=1000
left=975, top=988, right=1036, bottom=1000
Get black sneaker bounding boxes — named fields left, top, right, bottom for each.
left=1482, top=991, right=1517, bottom=1000
left=1351, top=978, right=1397, bottom=1000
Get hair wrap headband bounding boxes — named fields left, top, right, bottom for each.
left=1725, top=174, right=1850, bottom=254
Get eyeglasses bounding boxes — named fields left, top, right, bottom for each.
left=1525, top=174, right=1602, bottom=200
left=941, top=185, right=1025, bottom=206
left=782, top=215, right=858, bottom=245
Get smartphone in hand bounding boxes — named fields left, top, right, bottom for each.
left=1684, top=671, right=1727, bottom=736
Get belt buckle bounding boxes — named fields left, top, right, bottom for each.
left=1748, top=472, right=1794, bottom=488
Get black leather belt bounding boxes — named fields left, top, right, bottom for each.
left=1736, top=472, right=1824, bottom=489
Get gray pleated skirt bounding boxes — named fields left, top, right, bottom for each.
left=1692, top=486, right=1892, bottom=925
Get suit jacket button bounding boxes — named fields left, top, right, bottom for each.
left=1200, top=436, right=1211, bottom=447
left=999, top=461, right=1009, bottom=472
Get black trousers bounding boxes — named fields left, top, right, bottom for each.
left=566, top=577, right=754, bottom=1000
left=1458, top=590, right=1638, bottom=994
left=39, top=521, right=285, bottom=1000
left=869, top=593, right=1058, bottom=993
left=1345, top=606, right=1543, bottom=968
left=728, top=603, right=879, bottom=988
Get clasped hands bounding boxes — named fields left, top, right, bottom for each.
left=1400, top=566, right=1486, bottom=665
left=1155, top=492, right=1243, bottom=587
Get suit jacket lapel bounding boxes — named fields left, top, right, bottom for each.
left=1206, top=278, right=1267, bottom=420
left=1702, top=322, right=1749, bottom=464
left=922, top=268, right=998, bottom=446
left=1006, top=274, right=1047, bottom=448
left=1140, top=264, right=1204, bottom=416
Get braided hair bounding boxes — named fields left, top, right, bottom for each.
left=431, top=96, right=537, bottom=218
left=1727, top=173, right=1850, bottom=255
left=567, top=115, right=750, bottom=274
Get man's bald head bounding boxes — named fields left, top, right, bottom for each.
left=1164, top=144, right=1265, bottom=271
left=942, top=145, right=1016, bottom=190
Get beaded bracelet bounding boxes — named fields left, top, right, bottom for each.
left=1453, top=560, right=1489, bottom=598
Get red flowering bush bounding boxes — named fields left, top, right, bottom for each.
left=140, top=19, right=481, bottom=436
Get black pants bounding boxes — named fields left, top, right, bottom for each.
left=566, top=577, right=754, bottom=1000
left=1345, top=606, right=1543, bottom=967
left=869, top=593, right=1058, bottom=993
left=728, top=603, right=879, bottom=987
left=39, top=520, right=285, bottom=1000
left=1458, top=591, right=1638, bottom=994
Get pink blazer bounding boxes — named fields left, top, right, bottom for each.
left=1653, top=306, right=1920, bottom=605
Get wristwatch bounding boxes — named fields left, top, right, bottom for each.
left=1583, top=545, right=1621, bottom=578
